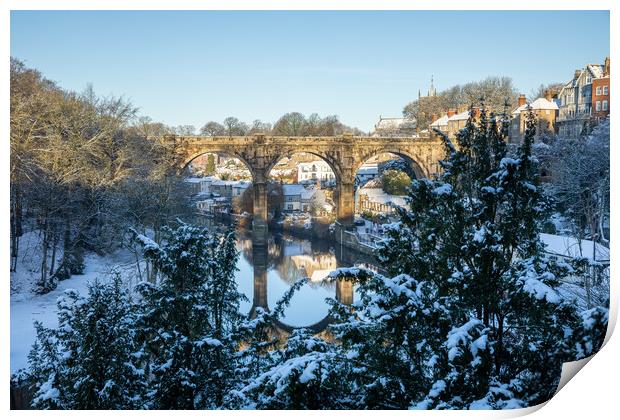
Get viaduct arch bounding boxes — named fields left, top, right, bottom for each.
left=169, top=133, right=446, bottom=244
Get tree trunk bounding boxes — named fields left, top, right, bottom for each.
left=495, top=314, right=505, bottom=375
left=49, top=223, right=58, bottom=275
left=10, top=184, right=23, bottom=272
left=39, top=214, right=50, bottom=291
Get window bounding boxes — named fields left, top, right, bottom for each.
left=596, top=101, right=601, bottom=111
left=603, top=101, right=608, bottom=111
left=603, top=86, right=609, bottom=95
left=596, top=86, right=602, bottom=95
left=545, top=110, right=550, bottom=115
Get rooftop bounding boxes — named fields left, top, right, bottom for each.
left=512, top=97, right=558, bottom=115
left=448, top=110, right=470, bottom=122
left=358, top=187, right=408, bottom=207
left=282, top=184, right=307, bottom=196
left=430, top=115, right=450, bottom=127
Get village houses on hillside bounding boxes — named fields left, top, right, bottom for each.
left=427, top=57, right=610, bottom=142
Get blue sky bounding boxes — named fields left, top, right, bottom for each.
left=11, top=10, right=609, bottom=132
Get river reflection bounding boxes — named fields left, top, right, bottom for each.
left=233, top=232, right=378, bottom=328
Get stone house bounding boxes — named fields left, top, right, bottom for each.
left=446, top=108, right=474, bottom=138
left=557, top=57, right=610, bottom=138
left=509, top=93, right=559, bottom=144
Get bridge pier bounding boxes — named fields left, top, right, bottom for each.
left=250, top=241, right=269, bottom=318
left=334, top=182, right=355, bottom=243
left=336, top=278, right=354, bottom=305
left=252, top=181, right=269, bottom=245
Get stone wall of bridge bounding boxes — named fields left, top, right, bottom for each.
left=166, top=134, right=446, bottom=244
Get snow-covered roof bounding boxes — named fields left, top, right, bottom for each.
left=587, top=64, right=604, bottom=79
left=282, top=184, right=306, bottom=196
left=185, top=176, right=220, bottom=184
left=357, top=165, right=378, bottom=176
left=211, top=180, right=251, bottom=187
left=448, top=110, right=470, bottom=122
left=540, top=233, right=609, bottom=262
left=512, top=97, right=559, bottom=115
left=359, top=188, right=408, bottom=207
left=430, top=115, right=450, bottom=127
left=375, top=117, right=406, bottom=130
left=301, top=188, right=317, bottom=200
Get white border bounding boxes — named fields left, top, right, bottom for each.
left=2, top=2, right=617, bottom=419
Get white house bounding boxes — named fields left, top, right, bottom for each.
left=282, top=184, right=305, bottom=211
left=184, top=176, right=219, bottom=195
left=196, top=197, right=229, bottom=213
left=296, top=161, right=335, bottom=183
left=356, top=164, right=379, bottom=185
left=281, top=184, right=326, bottom=213
left=210, top=180, right=251, bottom=199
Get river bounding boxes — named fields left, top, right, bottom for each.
left=232, top=230, right=379, bottom=328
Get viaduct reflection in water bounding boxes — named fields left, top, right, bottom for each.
left=236, top=232, right=377, bottom=332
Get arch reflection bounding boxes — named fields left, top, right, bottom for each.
left=242, top=232, right=372, bottom=333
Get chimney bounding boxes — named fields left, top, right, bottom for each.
left=431, top=113, right=439, bottom=123
left=447, top=109, right=456, bottom=118
left=544, top=90, right=552, bottom=102
left=604, top=57, right=610, bottom=76
left=574, top=69, right=582, bottom=80
left=518, top=94, right=527, bottom=107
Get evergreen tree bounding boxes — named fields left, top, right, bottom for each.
left=321, top=105, right=608, bottom=409
left=25, top=274, right=146, bottom=409
left=233, top=278, right=355, bottom=409
left=132, top=223, right=245, bottom=409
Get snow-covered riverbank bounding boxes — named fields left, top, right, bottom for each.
left=10, top=233, right=137, bottom=373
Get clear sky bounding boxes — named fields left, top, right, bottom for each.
left=11, top=10, right=609, bottom=132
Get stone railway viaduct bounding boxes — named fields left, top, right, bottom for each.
left=167, top=133, right=447, bottom=244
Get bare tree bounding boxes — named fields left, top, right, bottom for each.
left=172, top=125, right=197, bottom=136
left=247, top=119, right=272, bottom=135
left=547, top=119, right=610, bottom=244
left=529, top=83, right=564, bottom=101
left=272, top=112, right=306, bottom=136
left=200, top=121, right=226, bottom=136
left=223, top=117, right=248, bottom=136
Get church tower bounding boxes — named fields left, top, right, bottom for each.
left=428, top=75, right=436, bottom=97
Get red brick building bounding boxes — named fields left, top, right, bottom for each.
left=592, top=57, right=610, bottom=120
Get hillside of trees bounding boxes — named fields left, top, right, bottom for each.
left=403, top=76, right=519, bottom=128
left=9, top=58, right=364, bottom=294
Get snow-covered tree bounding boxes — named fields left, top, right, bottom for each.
left=547, top=118, right=610, bottom=245
left=321, top=106, right=609, bottom=409
left=133, top=223, right=246, bottom=409
left=25, top=274, right=146, bottom=409
left=232, top=278, right=356, bottom=409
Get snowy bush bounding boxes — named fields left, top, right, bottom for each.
left=23, top=274, right=146, bottom=409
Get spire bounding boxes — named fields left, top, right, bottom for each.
left=418, top=89, right=421, bottom=99
left=428, top=75, right=436, bottom=97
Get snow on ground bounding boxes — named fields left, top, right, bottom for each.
left=10, top=230, right=137, bottom=374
